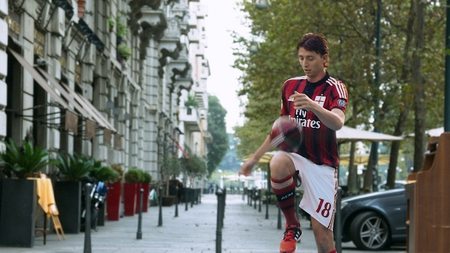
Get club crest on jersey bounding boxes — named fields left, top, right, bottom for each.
left=314, top=95, right=326, bottom=107
left=338, top=99, right=346, bottom=107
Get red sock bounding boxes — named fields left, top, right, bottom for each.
left=328, top=250, right=337, bottom=253
left=271, top=175, right=299, bottom=226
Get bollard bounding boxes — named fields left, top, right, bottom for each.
left=190, top=188, right=194, bottom=208
left=185, top=188, right=189, bottom=211
left=335, top=187, right=343, bottom=253
left=175, top=185, right=179, bottom=217
left=136, top=188, right=144, bottom=239
left=158, top=186, right=163, bottom=227
left=265, top=190, right=270, bottom=219
left=253, top=189, right=257, bottom=209
left=215, top=189, right=225, bottom=253
left=258, top=189, right=262, bottom=212
left=84, top=183, right=92, bottom=253
left=222, top=188, right=227, bottom=225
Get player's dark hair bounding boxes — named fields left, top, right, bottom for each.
left=296, top=33, right=329, bottom=56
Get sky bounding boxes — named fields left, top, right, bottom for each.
left=202, top=0, right=249, bottom=133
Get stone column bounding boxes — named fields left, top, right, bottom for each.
left=0, top=0, right=8, bottom=149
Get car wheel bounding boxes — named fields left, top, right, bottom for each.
left=349, top=211, right=391, bottom=250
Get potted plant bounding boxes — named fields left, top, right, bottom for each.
left=107, top=17, right=115, bottom=32
left=123, top=167, right=141, bottom=216
left=0, top=140, right=49, bottom=247
left=135, top=171, right=152, bottom=213
left=160, top=154, right=181, bottom=207
left=53, top=153, right=92, bottom=233
left=185, top=95, right=198, bottom=115
left=106, top=164, right=123, bottom=221
left=117, top=43, right=131, bottom=61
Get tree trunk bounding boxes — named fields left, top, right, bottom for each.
left=363, top=0, right=383, bottom=193
left=412, top=0, right=426, bottom=172
left=347, top=141, right=359, bottom=195
left=386, top=0, right=415, bottom=189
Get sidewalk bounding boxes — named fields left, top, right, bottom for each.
left=1, top=194, right=406, bottom=253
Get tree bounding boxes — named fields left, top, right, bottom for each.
left=234, top=0, right=445, bottom=192
left=207, top=96, right=229, bottom=176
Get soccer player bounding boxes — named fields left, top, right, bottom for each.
left=240, top=33, right=348, bottom=253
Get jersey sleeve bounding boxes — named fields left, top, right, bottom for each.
left=329, top=80, right=348, bottom=112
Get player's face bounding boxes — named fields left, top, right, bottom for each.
left=298, top=48, right=328, bottom=82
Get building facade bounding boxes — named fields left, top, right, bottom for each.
left=0, top=0, right=209, bottom=184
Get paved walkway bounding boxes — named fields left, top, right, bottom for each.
left=1, top=194, right=406, bottom=253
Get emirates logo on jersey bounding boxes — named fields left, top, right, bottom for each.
left=314, top=95, right=326, bottom=107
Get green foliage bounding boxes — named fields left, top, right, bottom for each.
left=124, top=167, right=142, bottom=183
left=107, top=17, right=115, bottom=31
left=116, top=17, right=127, bottom=37
left=117, top=43, right=131, bottom=60
left=54, top=153, right=92, bottom=181
left=180, top=155, right=207, bottom=178
left=162, top=154, right=181, bottom=179
left=90, top=164, right=120, bottom=183
left=185, top=95, right=199, bottom=108
left=111, top=164, right=124, bottom=180
left=142, top=171, right=152, bottom=183
left=0, top=140, right=49, bottom=178
left=206, top=96, right=229, bottom=176
left=234, top=0, right=445, bottom=159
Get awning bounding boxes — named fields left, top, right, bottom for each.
left=36, top=68, right=116, bottom=132
left=35, top=68, right=92, bottom=121
left=426, top=127, right=444, bottom=137
left=336, top=126, right=403, bottom=141
left=9, top=48, right=116, bottom=133
left=9, top=49, right=70, bottom=110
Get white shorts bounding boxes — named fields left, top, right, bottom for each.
left=286, top=152, right=338, bottom=230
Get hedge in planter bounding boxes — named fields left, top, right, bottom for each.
left=123, top=168, right=142, bottom=216
left=106, top=164, right=123, bottom=221
left=0, top=140, right=49, bottom=247
left=135, top=170, right=152, bottom=213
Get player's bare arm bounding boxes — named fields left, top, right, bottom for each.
left=239, top=135, right=273, bottom=176
left=290, top=91, right=345, bottom=130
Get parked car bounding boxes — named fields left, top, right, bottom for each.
left=338, top=188, right=407, bottom=250
left=377, top=180, right=407, bottom=191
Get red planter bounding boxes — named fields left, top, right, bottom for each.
left=106, top=182, right=121, bottom=221
left=123, top=183, right=137, bottom=216
left=135, top=183, right=150, bottom=213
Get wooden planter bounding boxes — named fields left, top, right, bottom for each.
left=106, top=182, right=121, bottom=221
left=123, top=183, right=137, bottom=216
left=53, top=181, right=82, bottom=234
left=0, top=179, right=37, bottom=247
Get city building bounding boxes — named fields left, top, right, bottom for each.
left=0, top=0, right=210, bottom=185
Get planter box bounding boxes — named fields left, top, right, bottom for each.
left=106, top=182, right=121, bottom=221
left=162, top=196, right=176, bottom=207
left=54, top=181, right=82, bottom=234
left=0, top=179, right=37, bottom=247
left=123, top=183, right=137, bottom=216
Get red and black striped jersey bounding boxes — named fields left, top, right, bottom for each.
left=280, top=73, right=348, bottom=169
